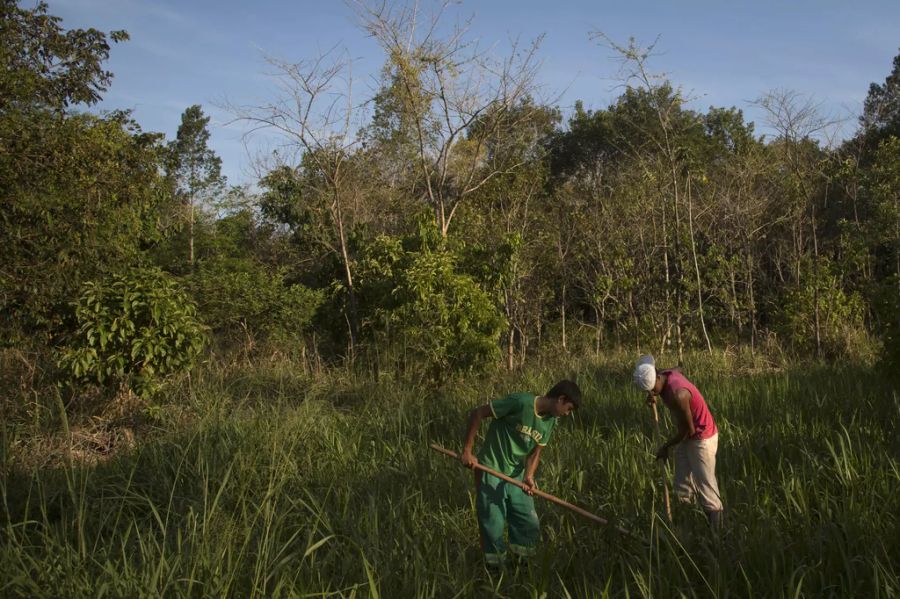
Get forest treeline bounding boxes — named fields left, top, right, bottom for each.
left=2, top=1, right=899, bottom=405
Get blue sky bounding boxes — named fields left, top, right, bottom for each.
left=50, top=0, right=900, bottom=186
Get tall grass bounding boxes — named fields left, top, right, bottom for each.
left=2, top=355, right=898, bottom=597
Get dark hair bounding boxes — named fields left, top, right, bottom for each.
left=546, top=379, right=581, bottom=409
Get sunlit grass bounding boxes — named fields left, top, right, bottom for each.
left=2, top=354, right=898, bottom=597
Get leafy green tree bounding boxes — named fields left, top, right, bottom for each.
left=0, top=111, right=166, bottom=345
left=231, top=50, right=381, bottom=359
left=755, top=90, right=842, bottom=357
left=872, top=275, right=900, bottom=374
left=777, top=257, right=869, bottom=359
left=548, top=100, right=618, bottom=181
left=357, top=227, right=504, bottom=379
left=860, top=49, right=900, bottom=150
left=866, top=136, right=900, bottom=280
left=257, top=160, right=363, bottom=356
left=0, top=0, right=128, bottom=111
left=59, top=268, right=206, bottom=398
left=165, top=105, right=225, bottom=269
left=456, top=99, right=560, bottom=367
left=0, top=1, right=158, bottom=347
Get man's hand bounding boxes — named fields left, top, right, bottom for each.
left=655, top=445, right=669, bottom=461
left=522, top=475, right=537, bottom=496
left=645, top=393, right=657, bottom=407
left=460, top=450, right=478, bottom=469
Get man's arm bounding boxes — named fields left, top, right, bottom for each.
left=656, top=389, right=695, bottom=460
left=461, top=404, right=493, bottom=468
left=522, top=445, right=543, bottom=495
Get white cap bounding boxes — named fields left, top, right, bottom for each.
left=633, top=354, right=657, bottom=391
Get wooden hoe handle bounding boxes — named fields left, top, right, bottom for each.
left=652, top=402, right=673, bottom=522
left=429, top=443, right=637, bottom=540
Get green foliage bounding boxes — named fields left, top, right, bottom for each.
left=162, top=104, right=226, bottom=269
left=867, top=136, right=900, bottom=274
left=358, top=229, right=505, bottom=376
left=777, top=258, right=871, bottom=360
left=860, top=50, right=900, bottom=148
left=0, top=110, right=166, bottom=344
left=190, top=259, right=323, bottom=347
left=60, top=268, right=206, bottom=397
left=0, top=1, right=162, bottom=348
left=395, top=249, right=504, bottom=374
left=259, top=165, right=314, bottom=239
left=873, top=276, right=900, bottom=374
left=3, top=0, right=898, bottom=378
left=165, top=105, right=224, bottom=205
left=703, top=106, right=757, bottom=156
left=0, top=0, right=129, bottom=111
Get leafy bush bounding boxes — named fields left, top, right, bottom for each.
left=358, top=233, right=504, bottom=377
left=777, top=258, right=872, bottom=360
left=189, top=259, right=322, bottom=348
left=59, top=268, right=206, bottom=397
left=873, top=276, right=900, bottom=374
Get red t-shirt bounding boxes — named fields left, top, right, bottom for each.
left=660, top=369, right=718, bottom=440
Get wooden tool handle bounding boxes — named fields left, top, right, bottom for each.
left=429, top=443, right=637, bottom=539
left=651, top=402, right=673, bottom=522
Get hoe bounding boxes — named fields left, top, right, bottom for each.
left=430, top=443, right=642, bottom=542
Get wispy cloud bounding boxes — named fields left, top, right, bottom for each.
left=53, top=0, right=189, bottom=27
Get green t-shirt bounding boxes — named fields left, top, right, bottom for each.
left=477, top=392, right=558, bottom=478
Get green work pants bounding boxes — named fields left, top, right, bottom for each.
left=475, top=471, right=540, bottom=566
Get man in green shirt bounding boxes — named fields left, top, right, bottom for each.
left=460, top=380, right=582, bottom=567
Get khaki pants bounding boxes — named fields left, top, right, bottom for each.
left=673, top=432, right=723, bottom=513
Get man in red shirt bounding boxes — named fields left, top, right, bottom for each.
left=633, top=355, right=724, bottom=528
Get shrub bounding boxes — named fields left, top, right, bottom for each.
left=873, top=275, right=900, bottom=374
left=358, top=234, right=504, bottom=377
left=59, top=268, right=206, bottom=397
left=189, top=259, right=322, bottom=349
left=777, top=258, right=872, bottom=361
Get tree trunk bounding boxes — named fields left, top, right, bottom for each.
left=628, top=289, right=639, bottom=353
left=671, top=171, right=684, bottom=367
left=334, top=190, right=358, bottom=361
left=746, top=250, right=757, bottom=356
left=561, top=283, right=567, bottom=352
left=189, top=193, right=195, bottom=268
left=891, top=172, right=900, bottom=279
left=811, top=202, right=822, bottom=359
left=661, top=198, right=672, bottom=348
left=687, top=178, right=713, bottom=353
left=516, top=324, right=527, bottom=368
left=730, top=264, right=743, bottom=341
left=507, top=325, right=515, bottom=371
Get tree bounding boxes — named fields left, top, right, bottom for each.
left=1, top=111, right=165, bottom=345
left=753, top=89, right=840, bottom=357
left=190, top=260, right=322, bottom=353
left=455, top=99, right=560, bottom=368
left=355, top=0, right=542, bottom=238
left=0, top=2, right=166, bottom=349
left=696, top=110, right=771, bottom=349
left=867, top=137, right=900, bottom=280
left=0, top=0, right=128, bottom=112
left=230, top=48, right=375, bottom=360
left=589, top=34, right=711, bottom=360
left=165, top=105, right=225, bottom=269
left=860, top=49, right=900, bottom=148
left=356, top=228, right=504, bottom=379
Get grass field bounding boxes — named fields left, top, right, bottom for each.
left=2, top=355, right=899, bottom=597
